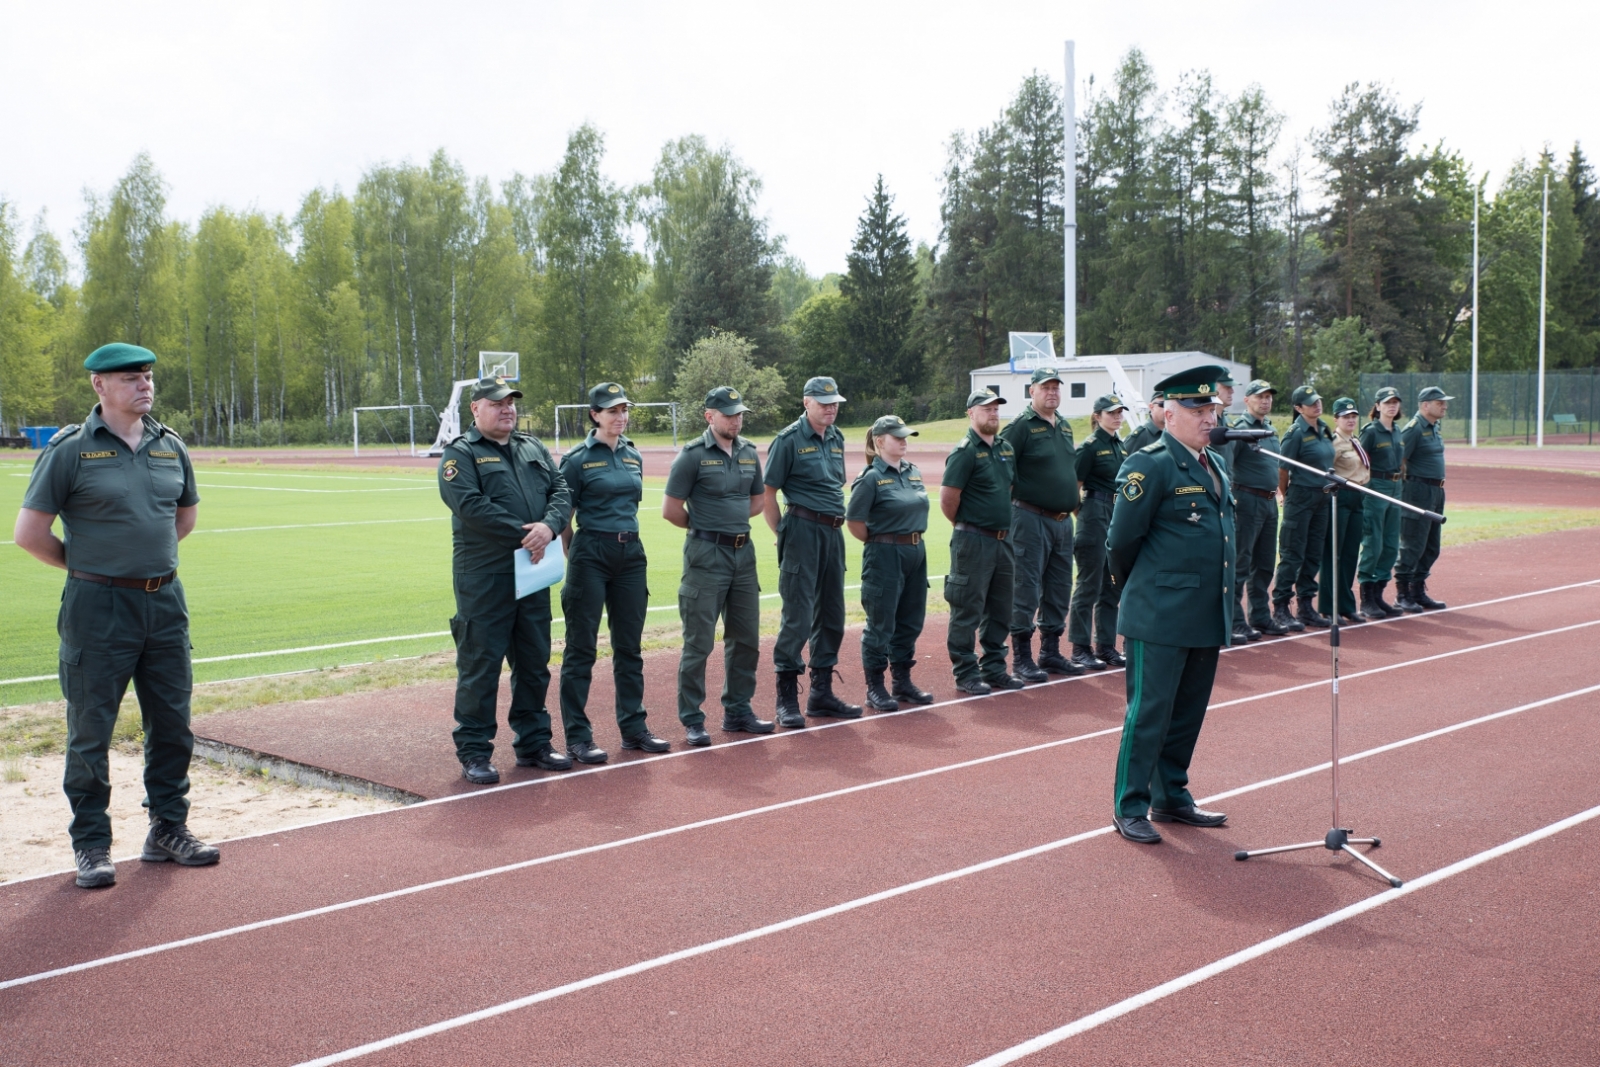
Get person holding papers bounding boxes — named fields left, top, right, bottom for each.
left=556, top=383, right=671, bottom=763
left=438, top=376, right=573, bottom=785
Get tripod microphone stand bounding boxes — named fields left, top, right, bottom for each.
left=1229, top=439, right=1446, bottom=889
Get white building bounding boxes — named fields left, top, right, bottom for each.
left=969, top=341, right=1251, bottom=424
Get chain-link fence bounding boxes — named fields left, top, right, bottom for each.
left=1359, top=370, right=1600, bottom=444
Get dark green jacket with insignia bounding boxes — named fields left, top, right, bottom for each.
left=999, top=403, right=1079, bottom=513
left=764, top=415, right=847, bottom=514
left=1225, top=412, right=1281, bottom=492
left=1122, top=420, right=1163, bottom=461
left=941, top=428, right=1015, bottom=530
left=1107, top=432, right=1236, bottom=648
left=1075, top=426, right=1126, bottom=494
left=438, top=427, right=572, bottom=573
left=558, top=430, right=644, bottom=533
left=1359, top=418, right=1403, bottom=477
left=1399, top=413, right=1446, bottom=480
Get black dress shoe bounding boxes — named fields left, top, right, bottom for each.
left=985, top=673, right=1026, bottom=691
left=1095, top=645, right=1126, bottom=668
left=723, top=712, right=776, bottom=734
left=621, top=732, right=671, bottom=753
left=567, top=740, right=609, bottom=765
left=684, top=725, right=711, bottom=747
left=461, top=758, right=501, bottom=785
left=1112, top=814, right=1162, bottom=844
left=516, top=745, right=574, bottom=771
left=1071, top=645, right=1107, bottom=671
left=1253, top=615, right=1289, bottom=636
left=1148, top=805, right=1228, bottom=827
left=955, top=677, right=991, bottom=696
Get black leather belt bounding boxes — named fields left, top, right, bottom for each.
left=1013, top=500, right=1070, bottom=520
left=1236, top=485, right=1275, bottom=499
left=1370, top=474, right=1401, bottom=482
left=1410, top=476, right=1444, bottom=487
left=953, top=522, right=1006, bottom=540
left=1082, top=489, right=1114, bottom=502
left=867, top=532, right=922, bottom=545
left=578, top=529, right=639, bottom=542
left=788, top=504, right=845, bottom=529
left=690, top=529, right=749, bottom=548
left=72, top=570, right=176, bottom=592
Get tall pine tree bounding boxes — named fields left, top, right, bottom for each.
left=840, top=176, right=919, bottom=399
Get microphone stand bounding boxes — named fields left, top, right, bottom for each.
left=1230, top=440, right=1445, bottom=889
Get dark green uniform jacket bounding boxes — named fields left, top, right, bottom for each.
left=1399, top=413, right=1446, bottom=480
left=559, top=431, right=644, bottom=533
left=1108, top=433, right=1236, bottom=648
left=1279, top=415, right=1335, bottom=490
left=764, top=416, right=846, bottom=515
left=1123, top=420, right=1163, bottom=458
left=1076, top=426, right=1126, bottom=494
left=664, top=429, right=764, bottom=532
left=1359, top=419, right=1403, bottom=477
left=438, top=427, right=572, bottom=572
left=1226, top=413, right=1281, bottom=492
left=846, top=457, right=930, bottom=534
left=1000, top=404, right=1079, bottom=513
left=942, top=428, right=1015, bottom=530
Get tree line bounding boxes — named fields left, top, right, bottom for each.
left=1, top=48, right=1597, bottom=443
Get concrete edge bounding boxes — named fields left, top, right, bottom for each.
left=192, top=737, right=425, bottom=805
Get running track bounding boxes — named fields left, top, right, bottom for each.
left=2, top=530, right=1598, bottom=1065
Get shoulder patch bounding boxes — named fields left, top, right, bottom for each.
left=46, top=424, right=82, bottom=447
left=1122, top=480, right=1144, bottom=501
left=1140, top=441, right=1167, bottom=454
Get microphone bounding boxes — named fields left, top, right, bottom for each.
left=1208, top=426, right=1274, bottom=445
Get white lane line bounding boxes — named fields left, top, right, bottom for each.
left=967, top=801, right=1600, bottom=1066
left=192, top=518, right=445, bottom=535
left=288, top=714, right=1600, bottom=1067
left=6, top=677, right=1596, bottom=996
left=196, top=483, right=434, bottom=493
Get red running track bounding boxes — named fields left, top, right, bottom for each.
left=1, top=532, right=1598, bottom=1066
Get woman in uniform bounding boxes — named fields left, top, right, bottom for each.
left=1316, top=397, right=1371, bottom=623
left=1357, top=386, right=1406, bottom=618
left=845, top=415, right=933, bottom=712
left=1067, top=395, right=1128, bottom=671
left=556, top=382, right=671, bottom=761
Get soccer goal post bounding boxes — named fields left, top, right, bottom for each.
left=553, top=402, right=680, bottom=454
left=352, top=405, right=435, bottom=457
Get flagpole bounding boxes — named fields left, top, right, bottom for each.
left=1471, top=188, right=1480, bottom=447
left=1537, top=172, right=1549, bottom=448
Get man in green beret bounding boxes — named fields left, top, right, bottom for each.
left=1000, top=367, right=1084, bottom=681
left=663, top=387, right=773, bottom=745
left=1271, top=385, right=1335, bottom=632
left=763, top=376, right=862, bottom=726
left=14, top=342, right=219, bottom=888
left=1357, top=385, right=1406, bottom=617
left=1394, top=386, right=1452, bottom=612
left=1107, top=365, right=1236, bottom=844
left=1067, top=394, right=1128, bottom=671
left=438, top=376, right=574, bottom=784
left=941, top=389, right=1023, bottom=694
left=1227, top=379, right=1284, bottom=638
left=1122, top=391, right=1166, bottom=455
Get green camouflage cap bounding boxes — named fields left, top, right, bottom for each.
left=1028, top=367, right=1065, bottom=386
left=704, top=385, right=750, bottom=415
left=1417, top=386, right=1455, bottom=403
left=588, top=381, right=629, bottom=409
left=1289, top=384, right=1322, bottom=408
left=1092, top=394, right=1127, bottom=414
left=1372, top=386, right=1402, bottom=404
left=1153, top=364, right=1228, bottom=408
left=870, top=415, right=918, bottom=438
left=966, top=388, right=1006, bottom=408
left=84, top=342, right=156, bottom=373
left=471, top=375, right=522, bottom=402
left=1244, top=378, right=1275, bottom=397
left=803, top=376, right=846, bottom=403
left=1331, top=396, right=1359, bottom=416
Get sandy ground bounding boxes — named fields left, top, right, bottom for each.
left=0, top=750, right=400, bottom=884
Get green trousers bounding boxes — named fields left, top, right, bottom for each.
left=1395, top=481, right=1445, bottom=582
left=57, top=576, right=194, bottom=851
left=558, top=532, right=650, bottom=743
left=859, top=540, right=928, bottom=670
left=677, top=535, right=761, bottom=726
left=1068, top=495, right=1118, bottom=647
left=944, top=530, right=1014, bottom=684
left=1318, top=490, right=1365, bottom=616
left=1357, top=478, right=1402, bottom=583
left=773, top=514, right=846, bottom=673
left=450, top=570, right=557, bottom=764
left=1273, top=489, right=1329, bottom=604
left=1233, top=491, right=1279, bottom=627
left=1011, top=504, right=1074, bottom=638
left=1113, top=639, right=1220, bottom=819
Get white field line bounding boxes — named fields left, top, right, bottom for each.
left=4, top=672, right=1596, bottom=996
left=191, top=518, right=445, bottom=535
left=195, top=483, right=434, bottom=493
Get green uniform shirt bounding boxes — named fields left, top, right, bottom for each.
left=1399, top=413, right=1446, bottom=480
left=558, top=430, right=644, bottom=533
left=941, top=428, right=1015, bottom=530
left=664, top=428, right=764, bottom=534
left=438, top=427, right=572, bottom=573
left=1075, top=426, right=1126, bottom=494
left=22, top=408, right=199, bottom=578
left=1226, top=412, right=1282, bottom=492
left=1359, top=419, right=1404, bottom=477
left=845, top=457, right=930, bottom=536
left=1000, top=404, right=1080, bottom=513
left=1279, top=415, right=1335, bottom=491
left=764, top=415, right=847, bottom=515
left=1123, top=421, right=1163, bottom=457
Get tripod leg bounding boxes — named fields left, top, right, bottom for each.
left=1234, top=839, right=1326, bottom=861
left=1340, top=844, right=1403, bottom=887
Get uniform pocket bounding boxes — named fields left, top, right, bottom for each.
left=677, top=583, right=699, bottom=600
left=59, top=642, right=82, bottom=666
left=1155, top=571, right=1202, bottom=589
left=147, top=458, right=185, bottom=502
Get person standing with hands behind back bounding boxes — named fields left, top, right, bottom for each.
left=1357, top=387, right=1406, bottom=618
left=1317, top=397, right=1371, bottom=623
left=1067, top=395, right=1128, bottom=671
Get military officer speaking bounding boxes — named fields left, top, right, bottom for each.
left=763, top=376, right=862, bottom=726
left=15, top=342, right=220, bottom=888
left=1107, top=365, right=1236, bottom=845
left=663, top=387, right=772, bottom=745
left=1393, top=386, right=1451, bottom=612
left=1227, top=380, right=1285, bottom=639
left=438, top=376, right=574, bottom=784
left=999, top=367, right=1084, bottom=681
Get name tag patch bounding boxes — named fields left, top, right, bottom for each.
left=582, top=461, right=607, bottom=469
left=80, top=451, right=117, bottom=460
left=701, top=459, right=723, bottom=466
left=476, top=455, right=501, bottom=464
left=622, top=458, right=640, bottom=465
left=149, top=450, right=179, bottom=459
left=1175, top=485, right=1206, bottom=495
left=797, top=446, right=819, bottom=455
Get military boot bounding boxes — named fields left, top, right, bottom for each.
left=864, top=666, right=899, bottom=712
left=1272, top=600, right=1306, bottom=633
left=1036, top=630, right=1083, bottom=675
left=890, top=661, right=934, bottom=705
left=1412, top=580, right=1447, bottom=610
left=1071, top=644, right=1107, bottom=671
left=1232, top=600, right=1260, bottom=643
left=775, top=670, right=806, bottom=728
left=1009, top=632, right=1049, bottom=684
left=1359, top=583, right=1386, bottom=620
left=1374, top=580, right=1405, bottom=617
left=1296, top=597, right=1331, bottom=629
left=1393, top=581, right=1423, bottom=614
left=1095, top=644, right=1126, bottom=668
left=806, top=668, right=863, bottom=719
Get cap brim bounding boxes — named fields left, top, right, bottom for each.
left=711, top=403, right=750, bottom=415
left=1172, top=396, right=1223, bottom=408
left=808, top=394, right=845, bottom=404
left=593, top=396, right=629, bottom=409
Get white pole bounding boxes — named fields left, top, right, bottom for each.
left=1063, top=40, right=1077, bottom=361
left=1471, top=188, right=1480, bottom=447
left=1537, top=173, right=1549, bottom=448
left=352, top=409, right=359, bottom=457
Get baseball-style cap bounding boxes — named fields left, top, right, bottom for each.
left=1028, top=367, right=1064, bottom=386
left=588, top=382, right=629, bottom=409
left=1092, top=394, right=1127, bottom=414
left=471, top=376, right=522, bottom=402
left=1148, top=389, right=1166, bottom=403
left=966, top=388, right=1005, bottom=408
left=870, top=415, right=918, bottom=438
left=1373, top=386, right=1401, bottom=404
left=803, top=376, right=847, bottom=403
left=1153, top=364, right=1228, bottom=408
left=1244, top=379, right=1275, bottom=397
left=85, top=343, right=156, bottom=373
left=1417, top=386, right=1455, bottom=403
left=1290, top=385, right=1322, bottom=408
left=1331, top=396, right=1359, bottom=416
left=705, top=385, right=750, bottom=415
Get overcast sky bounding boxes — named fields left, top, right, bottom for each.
left=4, top=0, right=1594, bottom=276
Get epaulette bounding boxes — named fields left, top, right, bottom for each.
left=45, top=424, right=83, bottom=448
left=953, top=437, right=970, bottom=450
left=1140, top=440, right=1167, bottom=454
left=774, top=420, right=800, bottom=439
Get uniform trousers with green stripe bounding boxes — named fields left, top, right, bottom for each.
left=859, top=541, right=928, bottom=670
left=944, top=530, right=1014, bottom=683
left=1395, top=481, right=1445, bottom=583
left=1113, top=639, right=1221, bottom=819
left=1356, top=478, right=1402, bottom=583
left=773, top=514, right=847, bottom=674
left=451, top=571, right=557, bottom=764
left=676, top=536, right=761, bottom=726
left=1010, top=505, right=1074, bottom=638
left=1068, top=495, right=1117, bottom=648
left=1317, top=489, right=1364, bottom=617
left=558, top=531, right=650, bottom=744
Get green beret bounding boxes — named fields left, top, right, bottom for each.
left=588, top=382, right=629, bottom=409
left=870, top=415, right=918, bottom=438
left=1331, top=396, right=1359, bottom=416
left=705, top=385, right=750, bottom=415
left=471, top=376, right=522, bottom=402
left=803, top=376, right=846, bottom=403
left=1028, top=367, right=1064, bottom=386
left=1244, top=379, right=1275, bottom=397
left=1092, top=394, right=1127, bottom=414
left=966, top=388, right=1005, bottom=409
left=1417, top=386, right=1455, bottom=403
left=1153, top=364, right=1228, bottom=408
left=1290, top=385, right=1322, bottom=408
left=85, top=343, right=156, bottom=373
